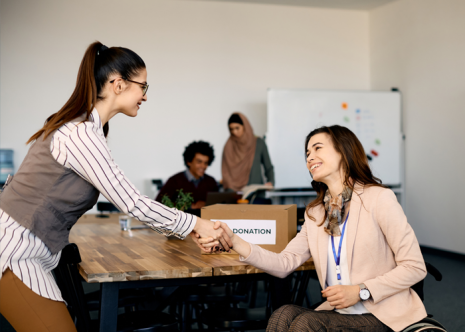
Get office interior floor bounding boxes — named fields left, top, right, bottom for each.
left=1, top=250, right=464, bottom=331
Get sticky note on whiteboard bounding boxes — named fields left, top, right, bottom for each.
left=212, top=219, right=276, bottom=245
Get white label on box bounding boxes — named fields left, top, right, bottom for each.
left=212, top=219, right=276, bottom=245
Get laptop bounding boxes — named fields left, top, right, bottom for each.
left=205, top=192, right=241, bottom=206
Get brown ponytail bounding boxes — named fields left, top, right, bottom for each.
left=27, top=42, right=101, bottom=143
left=27, top=41, right=145, bottom=144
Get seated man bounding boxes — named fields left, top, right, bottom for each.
left=156, top=141, right=218, bottom=210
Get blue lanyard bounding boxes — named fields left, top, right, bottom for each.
left=331, top=212, right=350, bottom=281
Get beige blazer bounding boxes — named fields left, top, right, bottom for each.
left=241, top=183, right=427, bottom=331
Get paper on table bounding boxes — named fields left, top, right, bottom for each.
left=240, top=184, right=273, bottom=200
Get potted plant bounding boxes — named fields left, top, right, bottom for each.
left=161, top=189, right=194, bottom=212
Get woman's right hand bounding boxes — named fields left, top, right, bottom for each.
left=192, top=218, right=233, bottom=251
left=197, top=221, right=232, bottom=251
left=199, top=221, right=251, bottom=258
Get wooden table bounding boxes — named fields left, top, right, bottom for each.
left=70, top=214, right=315, bottom=331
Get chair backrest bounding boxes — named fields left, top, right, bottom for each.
left=269, top=270, right=313, bottom=313
left=53, top=243, right=93, bottom=332
left=290, top=270, right=312, bottom=306
left=152, top=179, right=164, bottom=190
left=411, top=261, right=443, bottom=302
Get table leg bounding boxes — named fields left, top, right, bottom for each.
left=99, top=283, right=119, bottom=332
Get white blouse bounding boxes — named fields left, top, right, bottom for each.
left=0, top=109, right=197, bottom=302
left=326, top=219, right=369, bottom=315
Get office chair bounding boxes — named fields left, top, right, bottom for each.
left=96, top=201, right=120, bottom=218
left=401, top=318, right=446, bottom=332
left=399, top=262, right=447, bottom=331
left=176, top=282, right=251, bottom=331
left=200, top=270, right=313, bottom=331
left=152, top=179, right=164, bottom=191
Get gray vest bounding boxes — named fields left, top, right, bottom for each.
left=0, top=131, right=99, bottom=254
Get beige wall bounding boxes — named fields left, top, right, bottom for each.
left=370, top=0, right=465, bottom=254
left=0, top=0, right=369, bottom=197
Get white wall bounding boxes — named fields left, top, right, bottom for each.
left=370, top=0, right=465, bottom=254
left=2, top=0, right=463, bottom=254
left=1, top=0, right=369, bottom=199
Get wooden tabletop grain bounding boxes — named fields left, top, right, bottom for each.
left=71, top=214, right=314, bottom=283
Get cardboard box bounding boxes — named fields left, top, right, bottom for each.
left=201, top=204, right=297, bottom=254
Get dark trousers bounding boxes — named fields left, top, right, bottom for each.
left=266, top=304, right=392, bottom=332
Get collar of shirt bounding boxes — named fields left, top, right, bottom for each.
left=185, top=169, right=203, bottom=187
left=89, top=108, right=103, bottom=131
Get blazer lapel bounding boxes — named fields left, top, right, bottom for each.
left=346, top=183, right=364, bottom=272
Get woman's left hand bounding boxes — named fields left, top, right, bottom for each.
left=321, top=285, right=360, bottom=309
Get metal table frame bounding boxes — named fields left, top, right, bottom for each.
left=97, top=273, right=289, bottom=331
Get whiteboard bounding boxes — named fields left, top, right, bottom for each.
left=267, top=89, right=402, bottom=188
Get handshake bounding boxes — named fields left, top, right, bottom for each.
left=189, top=218, right=235, bottom=253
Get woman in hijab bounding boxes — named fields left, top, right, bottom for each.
left=222, top=113, right=274, bottom=192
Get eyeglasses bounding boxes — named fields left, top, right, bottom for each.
left=110, top=77, right=149, bottom=96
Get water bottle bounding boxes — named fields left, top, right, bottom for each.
left=0, top=149, right=14, bottom=185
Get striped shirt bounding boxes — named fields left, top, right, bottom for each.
left=0, top=109, right=197, bottom=302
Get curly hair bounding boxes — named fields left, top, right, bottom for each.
left=183, top=141, right=215, bottom=167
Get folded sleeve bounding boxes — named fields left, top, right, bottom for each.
left=64, top=121, right=196, bottom=239
left=240, top=222, right=311, bottom=278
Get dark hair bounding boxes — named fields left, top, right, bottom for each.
left=183, top=141, right=215, bottom=167
left=305, top=125, right=384, bottom=225
left=27, top=41, right=146, bottom=144
left=228, top=113, right=243, bottom=126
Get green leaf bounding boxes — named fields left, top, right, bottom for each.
left=174, top=189, right=194, bottom=211
left=161, top=194, right=174, bottom=208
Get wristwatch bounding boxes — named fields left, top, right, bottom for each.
left=359, top=283, right=371, bottom=301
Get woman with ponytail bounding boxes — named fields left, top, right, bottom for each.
left=203, top=125, right=427, bottom=331
left=0, top=41, right=231, bottom=332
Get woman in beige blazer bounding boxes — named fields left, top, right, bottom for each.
left=202, top=125, right=427, bottom=332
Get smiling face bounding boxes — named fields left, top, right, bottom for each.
left=116, top=68, right=148, bottom=117
left=187, top=153, right=210, bottom=179
left=229, top=123, right=244, bottom=138
left=306, top=133, right=344, bottom=185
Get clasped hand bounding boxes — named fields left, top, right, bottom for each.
left=189, top=219, right=233, bottom=252
left=321, top=284, right=360, bottom=309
